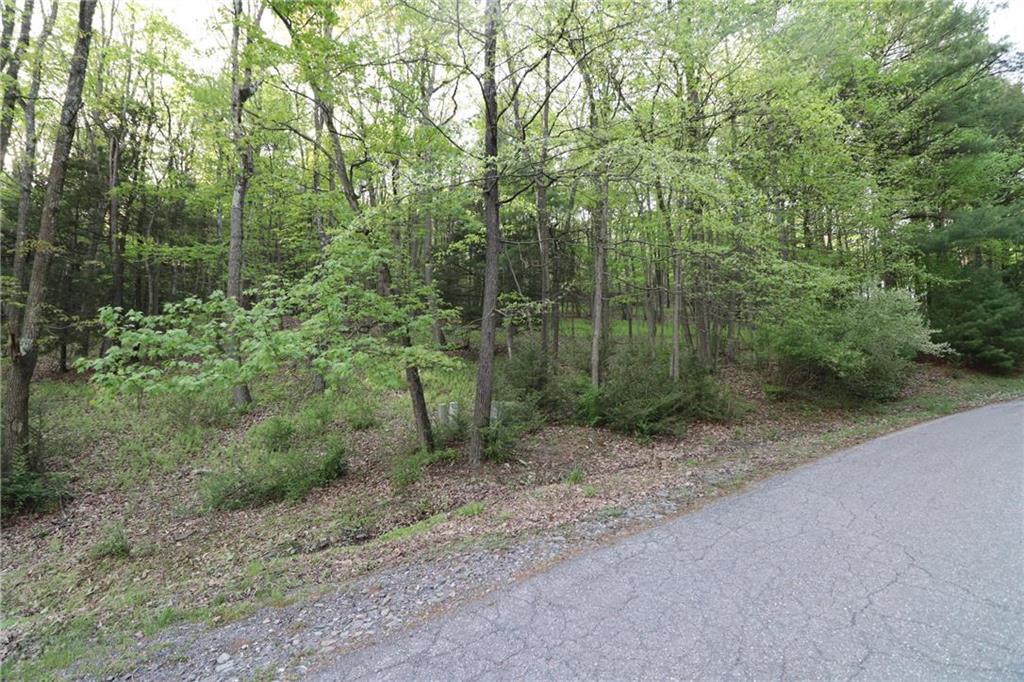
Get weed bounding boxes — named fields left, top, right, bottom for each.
left=340, top=397, right=379, bottom=431
left=248, top=417, right=296, bottom=452
left=1, top=468, right=69, bottom=519
left=294, top=398, right=334, bottom=433
left=390, top=454, right=423, bottom=491
left=390, top=448, right=457, bottom=492
left=203, top=444, right=348, bottom=510
left=598, top=505, right=625, bottom=519
left=565, top=466, right=585, bottom=485
left=582, top=485, right=597, bottom=498
left=89, top=525, right=131, bottom=561
left=455, top=501, right=485, bottom=517
left=378, top=513, right=445, bottom=541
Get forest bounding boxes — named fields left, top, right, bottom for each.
left=1, top=0, right=1023, bottom=677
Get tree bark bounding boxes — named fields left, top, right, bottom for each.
left=590, top=171, right=608, bottom=388
left=469, top=0, right=502, bottom=466
left=7, top=0, right=55, bottom=332
left=3, top=0, right=96, bottom=476
left=0, top=0, right=31, bottom=168
left=228, top=0, right=253, bottom=407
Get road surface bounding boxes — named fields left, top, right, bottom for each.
left=315, top=401, right=1024, bottom=680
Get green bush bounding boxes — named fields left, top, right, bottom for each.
left=390, top=447, right=457, bottom=491
left=247, top=417, right=296, bottom=453
left=480, top=400, right=544, bottom=461
left=294, top=397, right=335, bottom=433
left=760, top=289, right=948, bottom=400
left=577, top=348, right=735, bottom=436
left=204, top=443, right=349, bottom=510
left=88, top=524, right=131, bottom=560
left=929, top=270, right=1024, bottom=374
left=0, top=468, right=69, bottom=518
left=497, top=340, right=588, bottom=422
left=340, top=396, right=379, bottom=431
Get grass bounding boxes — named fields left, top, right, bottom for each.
left=565, top=465, right=585, bottom=484
left=88, top=524, right=131, bottom=561
left=390, top=447, right=457, bottom=492
left=455, top=501, right=485, bottom=517
left=378, top=513, right=446, bottom=542
left=203, top=439, right=348, bottom=510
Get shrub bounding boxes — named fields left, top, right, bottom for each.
left=497, top=340, right=588, bottom=422
left=760, top=289, right=948, bottom=400
left=0, top=468, right=69, bottom=519
left=455, top=501, right=485, bottom=517
left=390, top=447, right=457, bottom=491
left=248, top=417, right=295, bottom=453
left=578, top=348, right=735, bottom=436
left=480, top=401, right=543, bottom=461
left=89, top=524, right=131, bottom=560
left=204, top=443, right=348, bottom=511
left=340, top=396, right=379, bottom=431
left=294, top=397, right=335, bottom=433
left=929, top=270, right=1024, bottom=374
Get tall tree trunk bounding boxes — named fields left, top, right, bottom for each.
left=3, top=0, right=96, bottom=476
left=535, top=54, right=553, bottom=361
left=469, top=0, right=501, bottom=466
left=0, top=0, right=31, bottom=168
left=590, top=171, right=608, bottom=388
left=7, top=0, right=55, bottom=334
left=108, top=138, right=124, bottom=309
left=228, top=0, right=253, bottom=407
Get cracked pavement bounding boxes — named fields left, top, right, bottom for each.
left=313, top=401, right=1024, bottom=680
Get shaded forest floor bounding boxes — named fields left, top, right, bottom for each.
left=1, top=350, right=1022, bottom=679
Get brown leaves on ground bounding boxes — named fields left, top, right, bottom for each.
left=0, top=364, right=1017, bottom=666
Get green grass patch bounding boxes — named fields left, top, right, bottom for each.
left=378, top=513, right=446, bottom=542
left=203, top=438, right=348, bottom=510
left=565, top=465, right=585, bottom=484
left=88, top=524, right=131, bottom=561
left=455, top=501, right=485, bottom=517
left=390, top=447, right=457, bottom=492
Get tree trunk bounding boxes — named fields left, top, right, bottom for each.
left=108, top=138, right=125, bottom=309
left=7, top=0, right=55, bottom=333
left=590, top=172, right=608, bottom=389
left=0, top=0, right=32, bottom=168
left=227, top=0, right=252, bottom=407
left=3, top=0, right=96, bottom=476
left=469, top=0, right=501, bottom=466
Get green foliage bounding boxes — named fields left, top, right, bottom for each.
left=294, top=398, right=335, bottom=433
left=248, top=417, right=296, bottom=453
left=390, top=447, right=457, bottom=491
left=480, top=400, right=543, bottom=462
left=339, top=396, right=379, bottom=431
left=578, top=349, right=735, bottom=436
left=88, top=525, right=131, bottom=561
left=0, top=468, right=69, bottom=519
left=378, top=513, right=445, bottom=542
left=565, top=466, right=585, bottom=485
left=497, top=340, right=588, bottom=422
left=761, top=289, right=949, bottom=400
left=455, top=501, right=485, bottom=517
left=203, top=444, right=349, bottom=511
left=80, top=291, right=285, bottom=399
left=929, top=270, right=1024, bottom=374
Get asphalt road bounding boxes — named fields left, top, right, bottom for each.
left=315, top=401, right=1024, bottom=680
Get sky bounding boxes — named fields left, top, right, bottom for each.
left=140, top=0, right=1024, bottom=74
